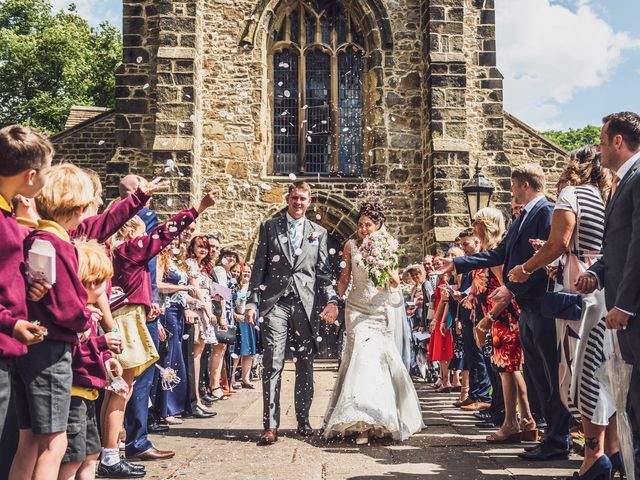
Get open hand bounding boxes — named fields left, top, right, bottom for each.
left=195, top=191, right=219, bottom=213
left=141, top=177, right=170, bottom=196
left=12, top=319, right=45, bottom=346
left=27, top=279, right=51, bottom=302
left=185, top=310, right=198, bottom=325
left=432, top=256, right=454, bottom=274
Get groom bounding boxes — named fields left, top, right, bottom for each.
left=246, top=181, right=339, bottom=445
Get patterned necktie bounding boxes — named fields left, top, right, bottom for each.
left=289, top=219, right=300, bottom=250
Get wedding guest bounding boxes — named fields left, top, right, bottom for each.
left=12, top=164, right=96, bottom=479
left=213, top=249, right=240, bottom=395
left=426, top=271, right=455, bottom=393
left=155, top=240, right=197, bottom=424
left=575, top=112, right=640, bottom=477
left=0, top=126, right=52, bottom=479
left=100, top=192, right=217, bottom=473
left=472, top=207, right=535, bottom=444
left=445, top=247, right=467, bottom=402
left=231, top=262, right=257, bottom=389
left=185, top=236, right=219, bottom=413
left=510, top=145, right=619, bottom=477
left=450, top=229, right=492, bottom=411
left=438, top=163, right=572, bottom=461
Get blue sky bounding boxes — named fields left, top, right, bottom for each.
left=55, top=0, right=640, bottom=131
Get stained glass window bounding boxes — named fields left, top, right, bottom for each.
left=270, top=1, right=365, bottom=177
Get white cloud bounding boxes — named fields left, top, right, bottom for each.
left=496, top=0, right=640, bottom=130
left=49, top=0, right=121, bottom=28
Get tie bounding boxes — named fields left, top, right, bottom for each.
left=611, top=176, right=620, bottom=197
left=517, top=207, right=527, bottom=231
left=289, top=219, right=300, bottom=250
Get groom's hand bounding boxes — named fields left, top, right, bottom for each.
left=320, top=303, right=338, bottom=324
left=245, top=308, right=257, bottom=325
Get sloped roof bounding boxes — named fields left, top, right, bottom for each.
left=504, top=111, right=567, bottom=155
left=64, top=106, right=111, bottom=130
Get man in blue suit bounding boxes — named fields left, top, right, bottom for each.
left=437, top=163, right=571, bottom=460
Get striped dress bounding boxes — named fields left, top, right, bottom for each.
left=555, top=185, right=616, bottom=425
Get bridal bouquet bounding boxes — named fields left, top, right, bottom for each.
left=358, top=230, right=401, bottom=288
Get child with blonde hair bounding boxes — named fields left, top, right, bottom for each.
left=58, top=240, right=128, bottom=480
left=11, top=164, right=101, bottom=480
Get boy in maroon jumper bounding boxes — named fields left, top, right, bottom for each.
left=11, top=164, right=101, bottom=480
left=0, top=125, right=54, bottom=441
left=59, top=239, right=132, bottom=480
left=99, top=191, right=218, bottom=476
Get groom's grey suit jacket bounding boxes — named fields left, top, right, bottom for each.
left=248, top=214, right=339, bottom=330
left=588, top=156, right=640, bottom=316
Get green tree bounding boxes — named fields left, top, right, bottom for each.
left=0, top=0, right=121, bottom=133
left=542, top=125, right=601, bottom=151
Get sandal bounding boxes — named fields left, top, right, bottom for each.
left=519, top=418, right=539, bottom=441
left=486, top=427, right=521, bottom=444
left=241, top=381, right=255, bottom=389
left=211, top=387, right=229, bottom=400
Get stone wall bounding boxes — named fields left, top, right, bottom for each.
left=504, top=112, right=566, bottom=196
left=51, top=112, right=116, bottom=187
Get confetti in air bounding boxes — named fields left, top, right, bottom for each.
left=137, top=240, right=144, bottom=248
left=152, top=234, right=160, bottom=239
left=258, top=316, right=264, bottom=323
left=227, top=185, right=235, bottom=192
left=136, top=56, right=143, bottom=63
left=143, top=83, right=149, bottom=90
left=278, top=62, right=289, bottom=68
left=302, top=104, right=308, bottom=110
left=329, top=248, right=336, bottom=255
left=272, top=255, right=281, bottom=262
left=288, top=173, right=297, bottom=180
left=259, top=285, right=267, bottom=291
left=98, top=140, right=105, bottom=145
left=339, top=261, right=347, bottom=268
left=283, top=90, right=291, bottom=98
left=316, top=336, right=323, bottom=342
left=294, top=248, right=303, bottom=256
left=172, top=248, right=181, bottom=255
left=315, top=214, right=321, bottom=220
left=260, top=183, right=272, bottom=191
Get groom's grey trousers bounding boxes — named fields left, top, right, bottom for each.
left=262, top=291, right=314, bottom=429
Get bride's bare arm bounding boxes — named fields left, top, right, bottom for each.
left=336, top=240, right=352, bottom=298
left=389, top=269, right=400, bottom=289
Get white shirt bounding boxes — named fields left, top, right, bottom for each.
left=615, top=150, right=640, bottom=182
left=518, top=195, right=545, bottom=231
left=286, top=212, right=305, bottom=249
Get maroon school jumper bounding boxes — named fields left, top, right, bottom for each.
left=0, top=196, right=28, bottom=360
left=24, top=222, right=92, bottom=344
left=111, top=208, right=199, bottom=313
left=70, top=188, right=151, bottom=243
left=71, top=321, right=112, bottom=391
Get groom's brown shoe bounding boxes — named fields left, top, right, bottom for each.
left=296, top=421, right=314, bottom=437
left=257, top=429, right=278, bottom=446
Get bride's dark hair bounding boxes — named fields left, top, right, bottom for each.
left=357, top=201, right=386, bottom=226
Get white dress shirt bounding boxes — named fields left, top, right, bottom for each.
left=518, top=194, right=546, bottom=231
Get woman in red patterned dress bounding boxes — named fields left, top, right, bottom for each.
left=427, top=274, right=455, bottom=392
left=471, top=207, right=536, bottom=443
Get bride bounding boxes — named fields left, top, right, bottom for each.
left=322, top=202, right=424, bottom=445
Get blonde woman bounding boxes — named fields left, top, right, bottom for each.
left=472, top=207, right=536, bottom=443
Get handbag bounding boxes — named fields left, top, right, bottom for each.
left=214, top=324, right=237, bottom=344
left=158, top=330, right=173, bottom=355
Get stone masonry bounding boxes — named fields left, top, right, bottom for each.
left=53, top=0, right=567, bottom=260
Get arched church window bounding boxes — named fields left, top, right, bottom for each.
left=270, top=1, right=365, bottom=177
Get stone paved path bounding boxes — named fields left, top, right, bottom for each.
left=141, top=361, right=582, bottom=479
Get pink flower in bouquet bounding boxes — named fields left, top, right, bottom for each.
left=372, top=249, right=381, bottom=257
left=377, top=260, right=386, bottom=269
left=367, top=256, right=375, bottom=264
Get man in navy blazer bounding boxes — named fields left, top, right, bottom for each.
left=436, top=163, right=571, bottom=460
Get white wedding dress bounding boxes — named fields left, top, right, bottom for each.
left=323, top=240, right=424, bottom=441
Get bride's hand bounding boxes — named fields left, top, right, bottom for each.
left=319, top=303, right=339, bottom=324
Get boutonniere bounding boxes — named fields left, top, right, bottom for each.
left=308, top=230, right=319, bottom=242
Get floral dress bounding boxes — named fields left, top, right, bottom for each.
left=469, top=268, right=522, bottom=373
left=185, top=258, right=217, bottom=344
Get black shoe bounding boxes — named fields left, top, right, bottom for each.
left=97, top=460, right=146, bottom=478
left=121, top=459, right=145, bottom=472
left=201, top=394, right=217, bottom=404
left=296, top=421, right=314, bottom=437
left=473, top=411, right=492, bottom=421
left=610, top=452, right=626, bottom=479
left=523, top=442, right=543, bottom=452
left=490, top=415, right=505, bottom=427
left=147, top=422, right=169, bottom=434
left=518, top=442, right=570, bottom=461
left=565, top=454, right=611, bottom=480
left=192, top=405, right=216, bottom=418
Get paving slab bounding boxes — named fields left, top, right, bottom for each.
left=140, top=361, right=582, bottom=479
